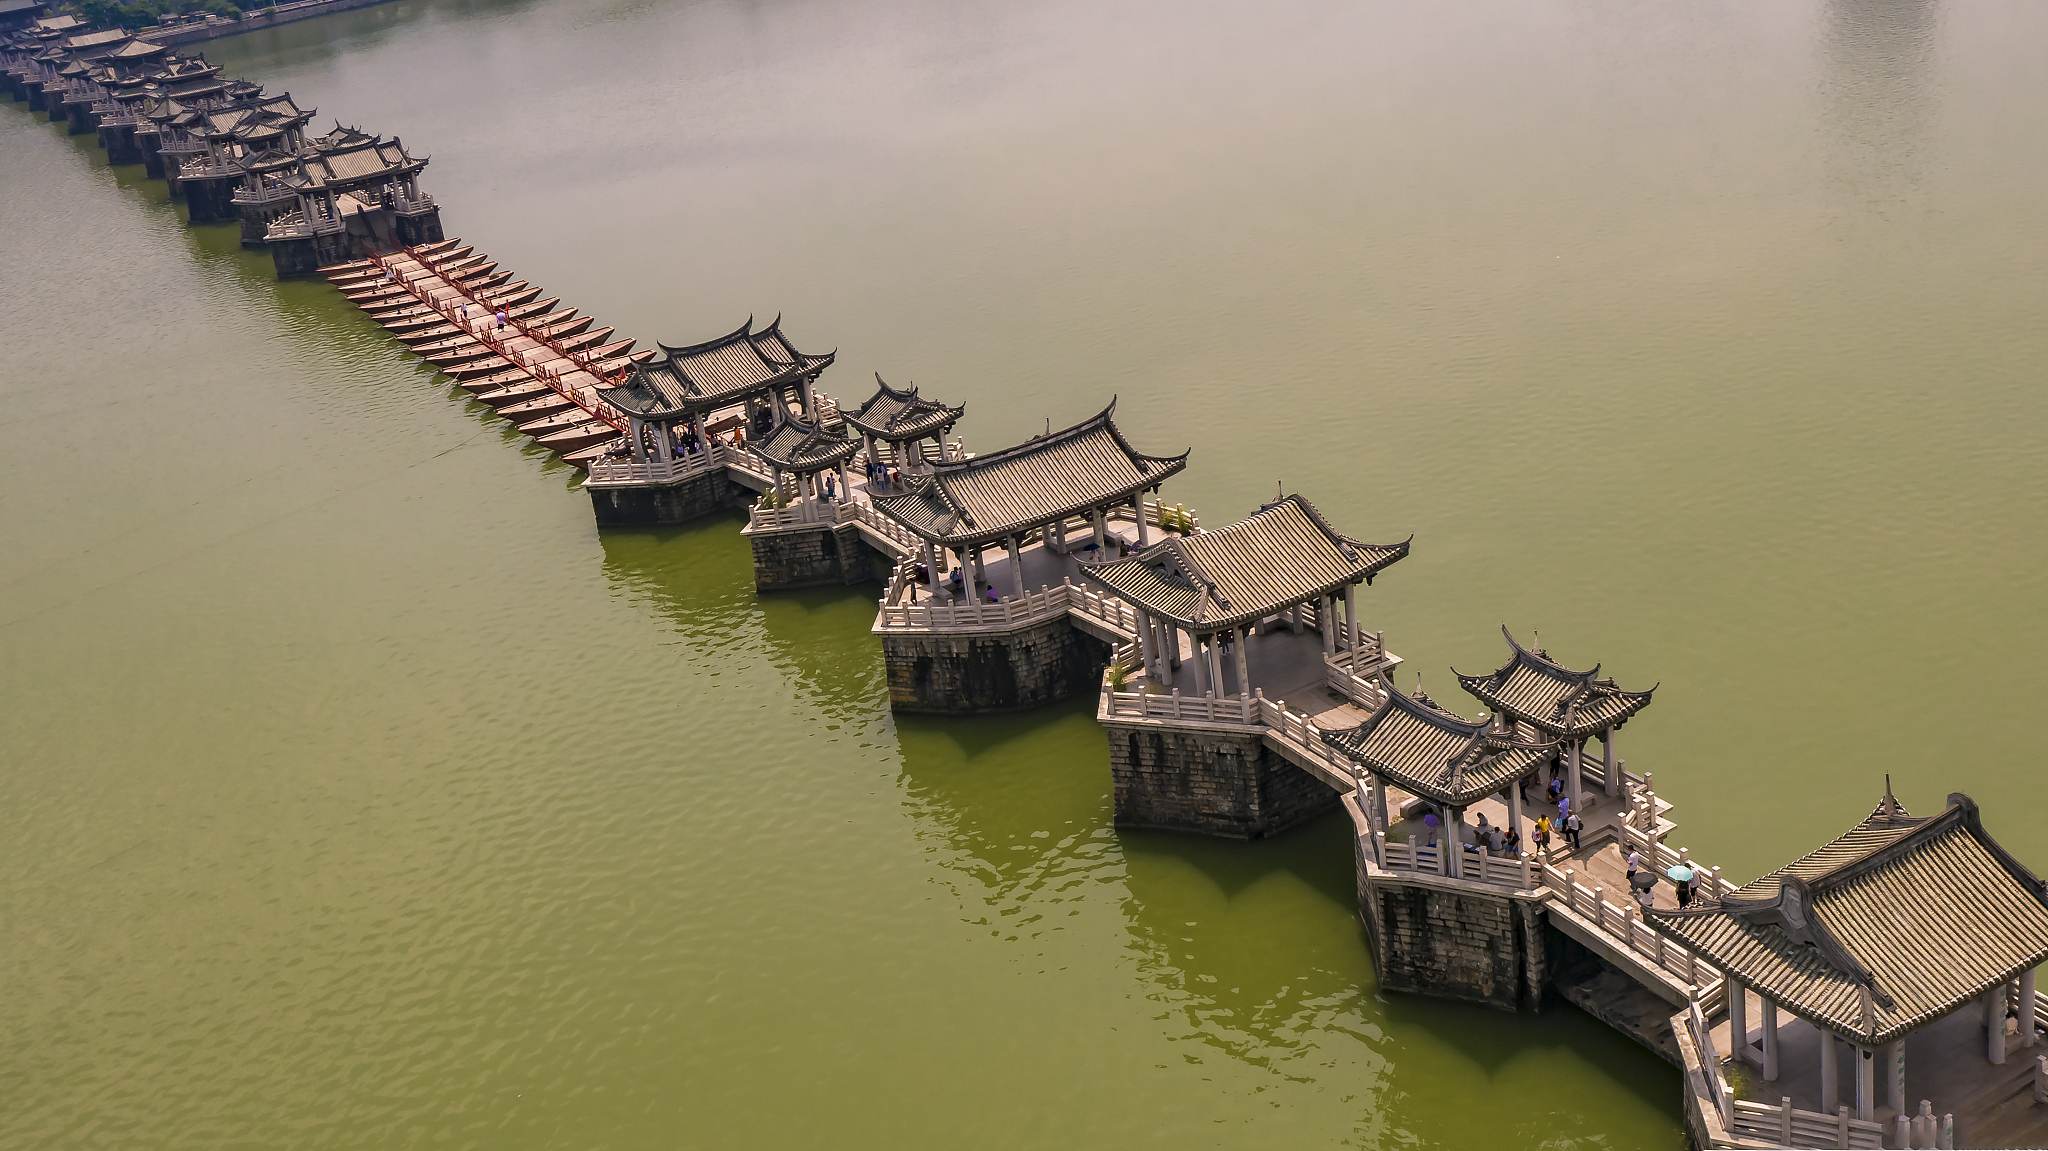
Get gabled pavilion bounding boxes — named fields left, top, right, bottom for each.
left=599, top=317, right=834, bottom=466
left=1320, top=682, right=1556, bottom=878
left=749, top=410, right=861, bottom=508
left=1455, top=627, right=1653, bottom=819
left=1647, top=789, right=2048, bottom=1125
left=843, top=375, right=963, bottom=475
left=1078, top=493, right=1407, bottom=699
left=872, top=400, right=1187, bottom=598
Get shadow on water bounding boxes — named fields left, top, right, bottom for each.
left=1819, top=0, right=1940, bottom=215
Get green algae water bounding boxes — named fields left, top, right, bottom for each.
left=5, top=0, right=2047, bottom=1145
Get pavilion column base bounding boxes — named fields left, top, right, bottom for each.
left=140, top=137, right=165, bottom=179
left=1107, top=719, right=1340, bottom=840
left=882, top=615, right=1108, bottom=714
left=99, top=123, right=144, bottom=166
left=64, top=103, right=94, bottom=134
left=587, top=469, right=753, bottom=528
left=394, top=205, right=444, bottom=247
left=746, top=521, right=881, bottom=591
left=1356, top=849, right=1551, bottom=1013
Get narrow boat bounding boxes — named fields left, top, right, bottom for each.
left=422, top=342, right=493, bottom=368
left=552, top=326, right=614, bottom=354
left=414, top=333, right=485, bottom=359
left=496, top=391, right=580, bottom=422
left=514, top=407, right=594, bottom=437
left=448, top=269, right=512, bottom=295
left=466, top=374, right=552, bottom=402
left=504, top=295, right=558, bottom=321
left=433, top=252, right=488, bottom=275
left=532, top=314, right=592, bottom=339
left=384, top=310, right=458, bottom=335
left=343, top=281, right=413, bottom=303
left=446, top=356, right=515, bottom=381
left=579, top=338, right=634, bottom=363
left=399, top=324, right=464, bottom=346
left=535, top=421, right=622, bottom=455
left=446, top=259, right=498, bottom=281
left=559, top=439, right=622, bottom=468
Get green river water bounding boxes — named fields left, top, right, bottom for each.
left=4, top=0, right=2046, bottom=1146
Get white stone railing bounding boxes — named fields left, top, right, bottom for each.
left=876, top=575, right=1131, bottom=634
left=748, top=497, right=844, bottom=532
left=839, top=499, right=922, bottom=554
left=584, top=440, right=770, bottom=488
left=1538, top=858, right=1720, bottom=989
left=1729, top=1097, right=1885, bottom=1150
left=1324, top=642, right=1392, bottom=707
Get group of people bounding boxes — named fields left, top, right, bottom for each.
left=865, top=460, right=903, bottom=490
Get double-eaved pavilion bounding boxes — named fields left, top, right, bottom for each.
left=843, top=375, right=963, bottom=477
left=1455, top=627, right=1654, bottom=822
left=1320, top=682, right=1557, bottom=879
left=1078, top=493, right=1408, bottom=701
left=599, top=317, right=835, bottom=467
left=872, top=400, right=1187, bottom=599
left=1649, top=789, right=2048, bottom=1139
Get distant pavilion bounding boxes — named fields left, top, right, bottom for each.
left=1455, top=627, right=1654, bottom=821
left=749, top=410, right=861, bottom=506
left=1079, top=493, right=1407, bottom=699
left=1647, top=789, right=2048, bottom=1125
left=872, top=400, right=1187, bottom=598
left=600, top=317, right=834, bottom=467
left=1320, top=682, right=1557, bottom=878
left=843, top=376, right=963, bottom=477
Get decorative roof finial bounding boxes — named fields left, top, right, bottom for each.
left=1276, top=480, right=1284, bottom=504
left=1882, top=774, right=1900, bottom=819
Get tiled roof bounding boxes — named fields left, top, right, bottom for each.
left=601, top=317, right=833, bottom=419
left=1076, top=494, right=1407, bottom=631
left=751, top=413, right=861, bottom=472
left=279, top=136, right=424, bottom=190
left=1646, top=792, right=2048, bottom=1045
left=843, top=375, right=963, bottom=441
left=1320, top=684, right=1558, bottom=807
left=1454, top=627, right=1654, bottom=737
left=871, top=400, right=1187, bottom=548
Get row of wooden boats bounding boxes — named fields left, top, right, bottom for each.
left=322, top=239, right=656, bottom=466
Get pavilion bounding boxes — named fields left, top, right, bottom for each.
left=842, top=375, right=963, bottom=477
left=1077, top=493, right=1407, bottom=699
left=1647, top=789, right=2048, bottom=1125
left=1319, top=682, right=1557, bottom=879
left=749, top=409, right=861, bottom=509
left=1454, top=627, right=1654, bottom=821
left=598, top=317, right=834, bottom=468
left=871, top=400, right=1187, bottom=598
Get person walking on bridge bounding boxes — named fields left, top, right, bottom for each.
left=1563, top=810, right=1583, bottom=852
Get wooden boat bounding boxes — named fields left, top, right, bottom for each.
left=432, top=252, right=488, bottom=275
left=534, top=420, right=622, bottom=455
left=551, top=326, right=614, bottom=355
left=446, top=269, right=512, bottom=295
left=504, top=295, right=558, bottom=321
left=384, top=311, right=458, bottom=335
left=514, top=407, right=595, bottom=436
left=398, top=324, right=464, bottom=346
left=445, top=259, right=497, bottom=281
left=415, top=336, right=486, bottom=361
left=559, top=439, right=623, bottom=468
left=579, top=338, right=634, bottom=362
left=446, top=356, right=516, bottom=381
left=344, top=282, right=413, bottom=304
left=532, top=314, right=591, bottom=339
left=425, top=344, right=497, bottom=369
left=465, top=373, right=552, bottom=402
left=496, top=391, right=580, bottom=422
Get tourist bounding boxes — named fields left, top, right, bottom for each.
left=1556, top=793, right=1571, bottom=824
left=1420, top=810, right=1440, bottom=846
left=1533, top=814, right=1552, bottom=850
left=1487, top=825, right=1506, bottom=853
left=985, top=585, right=1000, bottom=604
left=1635, top=885, right=1656, bottom=913
left=1547, top=772, right=1564, bottom=803
left=495, top=308, right=507, bottom=331
left=1563, top=810, right=1583, bottom=852
left=1502, top=827, right=1521, bottom=855
left=1626, top=848, right=1643, bottom=881
left=1675, top=876, right=1694, bottom=908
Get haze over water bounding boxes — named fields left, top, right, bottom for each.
left=3, top=0, right=2045, bottom=1145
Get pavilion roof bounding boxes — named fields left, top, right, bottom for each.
left=750, top=412, right=861, bottom=473
left=278, top=135, right=424, bottom=191
left=62, top=28, right=127, bottom=51
left=1646, top=791, right=2048, bottom=1046
left=1320, top=684, right=1558, bottom=808
left=843, top=375, right=963, bottom=442
left=32, top=14, right=81, bottom=32
left=871, top=400, right=1188, bottom=549
left=1076, top=494, right=1408, bottom=632
left=600, top=317, right=833, bottom=420
left=1453, top=627, right=1654, bottom=738
left=106, top=37, right=164, bottom=59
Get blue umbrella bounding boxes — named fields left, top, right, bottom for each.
left=1667, top=865, right=1695, bottom=883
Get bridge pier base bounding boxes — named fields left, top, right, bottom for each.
left=883, top=616, right=1107, bottom=714
left=587, top=470, right=754, bottom=528
left=1105, top=720, right=1339, bottom=839
left=746, top=521, right=884, bottom=591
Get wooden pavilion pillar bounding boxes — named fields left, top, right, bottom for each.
left=1233, top=626, right=1251, bottom=700
left=1821, top=1031, right=1840, bottom=1114
left=694, top=418, right=712, bottom=456
left=1343, top=581, right=1359, bottom=655
left=1136, top=608, right=1155, bottom=675
left=1132, top=493, right=1149, bottom=548
left=1728, top=976, right=1749, bottom=1067
left=1371, top=775, right=1389, bottom=833
left=1567, top=739, right=1585, bottom=820
left=923, top=540, right=940, bottom=581
left=626, top=416, right=647, bottom=462
left=1855, top=1044, right=1874, bottom=1122
left=1206, top=635, right=1225, bottom=700
left=1092, top=508, right=1108, bottom=552
left=1886, top=1038, right=1905, bottom=1114
left=1321, top=597, right=1336, bottom=657
left=1445, top=808, right=1463, bottom=877
left=1603, top=729, right=1619, bottom=796
left=2022, top=967, right=2038, bottom=1047
left=1988, top=984, right=2010, bottom=1063
left=1504, top=783, right=1524, bottom=844
left=1191, top=634, right=1211, bottom=696
left=1760, top=994, right=1779, bottom=1080
left=1005, top=536, right=1025, bottom=599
